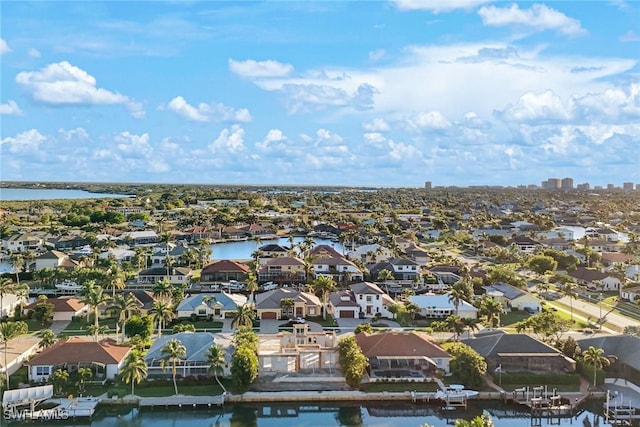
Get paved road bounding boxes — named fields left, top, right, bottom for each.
left=556, top=296, right=640, bottom=331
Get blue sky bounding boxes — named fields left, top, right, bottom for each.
left=1, top=1, right=639, bottom=187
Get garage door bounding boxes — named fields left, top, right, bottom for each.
left=261, top=312, right=277, bottom=319
left=339, top=310, right=355, bottom=318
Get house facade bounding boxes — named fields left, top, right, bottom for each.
left=137, top=267, right=193, bottom=287
left=409, top=293, right=478, bottom=319
left=255, top=288, right=321, bottom=320
left=200, top=260, right=250, bottom=284
left=176, top=292, right=247, bottom=319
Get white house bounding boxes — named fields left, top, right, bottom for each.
left=348, top=282, right=394, bottom=319
left=0, top=293, right=25, bottom=318
left=347, top=244, right=393, bottom=264
left=25, top=337, right=131, bottom=382
left=312, top=256, right=363, bottom=282
left=25, top=297, right=88, bottom=322
left=34, top=250, right=79, bottom=271
left=176, top=292, right=247, bottom=319
left=1, top=233, right=44, bottom=252
left=145, top=332, right=218, bottom=377
left=483, top=283, right=541, bottom=312
left=137, top=267, right=193, bottom=287
left=409, top=293, right=478, bottom=319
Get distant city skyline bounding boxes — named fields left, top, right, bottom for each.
left=1, top=1, right=639, bottom=186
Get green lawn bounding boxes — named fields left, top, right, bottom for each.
left=172, top=319, right=223, bottom=331
left=360, top=382, right=440, bottom=393
left=500, top=311, right=531, bottom=327
left=59, top=317, right=118, bottom=336
left=23, top=318, right=52, bottom=333
left=78, top=379, right=231, bottom=398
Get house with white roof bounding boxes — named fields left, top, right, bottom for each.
left=409, top=293, right=478, bottom=319
left=176, top=292, right=247, bottom=319
left=145, top=332, right=219, bottom=377
left=483, top=283, right=541, bottom=312
left=346, top=244, right=393, bottom=264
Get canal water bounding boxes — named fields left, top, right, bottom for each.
left=210, top=237, right=344, bottom=260
left=16, top=400, right=622, bottom=427
left=0, top=188, right=132, bottom=201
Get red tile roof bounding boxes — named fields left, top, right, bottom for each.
left=26, top=337, right=131, bottom=366
left=355, top=331, right=450, bottom=358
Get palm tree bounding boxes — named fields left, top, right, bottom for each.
left=149, top=300, right=175, bottom=338
left=160, top=338, right=186, bottom=395
left=376, top=269, right=394, bottom=290
left=280, top=298, right=295, bottom=318
left=120, top=351, right=148, bottom=396
left=110, top=293, right=140, bottom=342
left=0, top=321, right=27, bottom=390
left=0, top=277, right=15, bottom=318
left=310, top=275, right=337, bottom=320
left=231, top=304, right=255, bottom=329
left=152, top=278, right=173, bottom=303
left=9, top=253, right=24, bottom=285
left=38, top=328, right=57, bottom=349
left=561, top=282, right=579, bottom=323
left=106, top=265, right=126, bottom=298
left=478, top=296, right=505, bottom=328
left=448, top=288, right=466, bottom=316
left=582, top=345, right=610, bottom=388
left=80, top=280, right=111, bottom=341
left=206, top=344, right=227, bottom=393
left=245, top=272, right=258, bottom=306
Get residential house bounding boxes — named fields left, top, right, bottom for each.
left=409, top=293, right=478, bottom=319
left=258, top=244, right=290, bottom=261
left=308, top=244, right=343, bottom=259
left=577, top=335, right=640, bottom=387
left=1, top=233, right=44, bottom=252
left=348, top=282, right=394, bottom=319
left=255, top=288, right=321, bottom=320
left=427, top=265, right=462, bottom=285
left=620, top=285, right=640, bottom=303
left=182, top=226, right=220, bottom=242
left=99, top=248, right=136, bottom=264
left=507, top=236, right=541, bottom=253
left=483, top=283, right=541, bottom=312
left=346, top=244, right=392, bottom=264
left=137, top=267, right=193, bottom=287
left=34, top=250, right=80, bottom=271
left=259, top=323, right=338, bottom=373
left=462, top=330, right=575, bottom=374
left=121, top=290, right=157, bottom=313
left=25, top=337, right=132, bottom=382
left=176, top=292, right=247, bottom=319
left=312, top=256, right=363, bottom=283
left=0, top=293, right=25, bottom=318
left=328, top=290, right=361, bottom=319
left=49, top=235, right=90, bottom=251
left=236, top=223, right=272, bottom=236
left=200, top=260, right=251, bottom=285
left=601, top=252, right=636, bottom=266
left=369, top=258, right=420, bottom=282
left=404, top=244, right=430, bottom=265
left=586, top=239, right=620, bottom=253
left=355, top=331, right=451, bottom=376
left=121, top=230, right=159, bottom=247
left=258, top=257, right=306, bottom=284
left=26, top=297, right=88, bottom=321
left=568, top=267, right=621, bottom=291
left=145, top=332, right=217, bottom=377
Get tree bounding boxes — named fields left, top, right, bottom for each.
left=309, top=275, right=337, bottom=320
left=527, top=254, right=558, bottom=277
left=38, top=328, right=57, bottom=349
left=32, top=295, right=54, bottom=325
left=231, top=346, right=259, bottom=391
left=160, top=338, right=187, bottom=396
left=582, top=345, right=610, bottom=388
left=77, top=367, right=92, bottom=393
left=80, top=280, right=111, bottom=341
left=486, top=265, right=526, bottom=288
left=125, top=315, right=154, bottom=339
left=447, top=342, right=487, bottom=388
left=110, top=293, right=140, bottom=342
left=0, top=277, right=15, bottom=318
left=0, top=321, right=28, bottom=390
left=106, top=264, right=126, bottom=298
left=173, top=323, right=196, bottom=333
left=561, top=282, right=579, bottom=323
left=337, top=336, right=368, bottom=388
left=376, top=269, right=394, bottom=287
left=9, top=253, right=24, bottom=285
left=245, top=272, right=258, bottom=306
left=279, top=298, right=294, bottom=318
left=231, top=304, right=255, bottom=329
left=120, top=351, right=148, bottom=396
left=454, top=413, right=495, bottom=427
left=207, top=344, right=227, bottom=393
left=477, top=296, right=505, bottom=328
left=152, top=278, right=173, bottom=303
left=448, top=288, right=466, bottom=316
left=354, top=323, right=373, bottom=334
left=50, top=369, right=69, bottom=396
left=150, top=300, right=175, bottom=337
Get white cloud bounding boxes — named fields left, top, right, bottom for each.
left=0, top=38, right=11, bottom=55
left=228, top=59, right=294, bottom=78
left=167, top=96, right=252, bottom=123
left=363, top=118, right=391, bottom=132
left=15, top=61, right=145, bottom=118
left=209, top=125, right=246, bottom=153
left=256, top=129, right=287, bottom=151
left=405, top=111, right=452, bottom=130
left=620, top=30, right=640, bottom=43
left=114, top=132, right=152, bottom=158
left=496, top=90, right=571, bottom=124
left=58, top=127, right=89, bottom=141
left=0, top=129, right=46, bottom=153
left=392, top=0, right=491, bottom=13
left=0, top=100, right=24, bottom=116
left=478, top=4, right=586, bottom=36
left=28, top=48, right=41, bottom=58
left=369, top=49, right=386, bottom=62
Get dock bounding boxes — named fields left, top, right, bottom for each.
left=138, top=393, right=226, bottom=408
left=506, top=385, right=586, bottom=417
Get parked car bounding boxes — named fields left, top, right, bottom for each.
left=287, top=317, right=306, bottom=325
left=260, top=281, right=278, bottom=291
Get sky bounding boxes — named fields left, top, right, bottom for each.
left=1, top=1, right=639, bottom=188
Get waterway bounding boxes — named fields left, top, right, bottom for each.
left=211, top=237, right=344, bottom=260
left=0, top=188, right=132, bottom=201
left=12, top=400, right=623, bottom=427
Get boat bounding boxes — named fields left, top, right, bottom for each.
left=435, top=384, right=479, bottom=400
left=55, top=280, right=83, bottom=292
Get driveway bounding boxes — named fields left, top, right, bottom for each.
left=259, top=319, right=324, bottom=334
left=335, top=317, right=401, bottom=331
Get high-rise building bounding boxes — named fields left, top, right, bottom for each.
left=576, top=183, right=590, bottom=190
left=607, top=184, right=615, bottom=190
left=623, top=182, right=634, bottom=191
left=561, top=177, right=574, bottom=190
left=424, top=181, right=432, bottom=190
left=542, top=178, right=561, bottom=189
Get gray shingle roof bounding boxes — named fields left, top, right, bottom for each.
left=577, top=335, right=640, bottom=371
left=462, top=330, right=560, bottom=358
left=145, top=332, right=216, bottom=364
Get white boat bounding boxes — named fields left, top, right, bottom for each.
left=55, top=280, right=83, bottom=292
left=435, top=384, right=479, bottom=399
